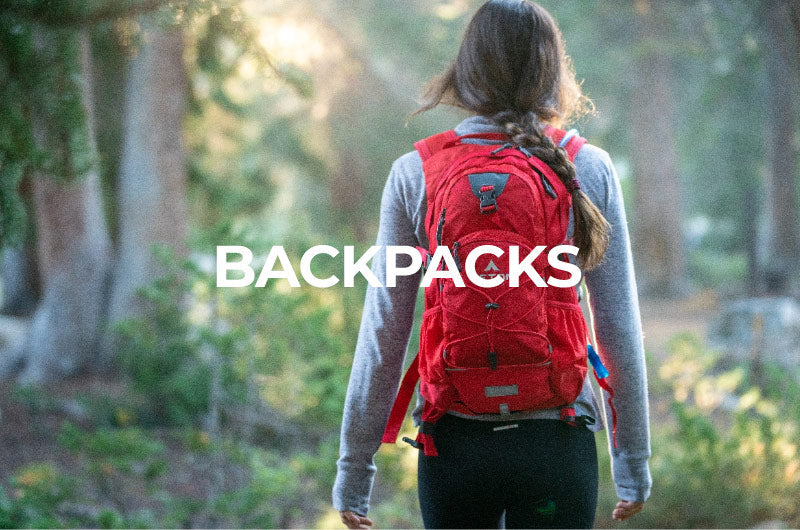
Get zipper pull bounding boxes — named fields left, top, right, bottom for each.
left=490, top=142, right=514, bottom=155
left=517, top=145, right=533, bottom=157
left=488, top=351, right=498, bottom=371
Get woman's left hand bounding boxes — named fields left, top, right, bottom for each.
left=612, top=499, right=644, bottom=521
left=340, top=510, right=373, bottom=529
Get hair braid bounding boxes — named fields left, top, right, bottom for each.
left=492, top=111, right=610, bottom=270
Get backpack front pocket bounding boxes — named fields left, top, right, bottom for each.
left=443, top=351, right=559, bottom=414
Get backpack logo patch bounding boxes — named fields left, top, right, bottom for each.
left=484, top=259, right=501, bottom=272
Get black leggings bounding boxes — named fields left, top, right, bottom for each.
left=417, top=415, right=598, bottom=529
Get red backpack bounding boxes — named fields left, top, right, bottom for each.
left=381, top=126, right=615, bottom=456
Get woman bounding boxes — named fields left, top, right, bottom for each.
left=333, top=1, right=651, bottom=528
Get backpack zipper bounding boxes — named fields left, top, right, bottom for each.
left=436, top=208, right=446, bottom=246
left=452, top=241, right=461, bottom=271
left=442, top=349, right=467, bottom=371
left=539, top=173, right=557, bottom=199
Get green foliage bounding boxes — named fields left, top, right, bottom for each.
left=10, top=383, right=59, bottom=414
left=58, top=421, right=168, bottom=480
left=113, top=237, right=361, bottom=431
left=0, top=20, right=92, bottom=181
left=102, top=232, right=366, bottom=523
left=115, top=254, right=214, bottom=426
left=0, top=458, right=164, bottom=528
left=0, top=463, right=76, bottom=528
left=597, top=334, right=800, bottom=528
left=0, top=14, right=96, bottom=215
left=0, top=0, right=262, bottom=247
left=545, top=0, right=770, bottom=283
left=369, top=435, right=425, bottom=529
left=210, top=448, right=301, bottom=528
left=0, top=158, right=27, bottom=248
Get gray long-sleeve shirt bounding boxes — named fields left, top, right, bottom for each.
left=332, top=115, right=652, bottom=516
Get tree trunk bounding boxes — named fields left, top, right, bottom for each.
left=630, top=0, right=686, bottom=298
left=762, top=0, right=799, bottom=293
left=0, top=29, right=111, bottom=383
left=1, top=245, right=39, bottom=317
left=790, top=0, right=800, bottom=57
left=1, top=175, right=40, bottom=317
left=101, top=25, right=188, bottom=370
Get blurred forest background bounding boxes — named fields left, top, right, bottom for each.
left=0, top=0, right=799, bottom=527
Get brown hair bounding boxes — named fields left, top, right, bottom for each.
left=414, top=0, right=609, bottom=269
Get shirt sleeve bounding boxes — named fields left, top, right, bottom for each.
left=332, top=158, right=422, bottom=515
left=578, top=145, right=653, bottom=503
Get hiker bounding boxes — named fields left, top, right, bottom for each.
left=333, top=1, right=651, bottom=528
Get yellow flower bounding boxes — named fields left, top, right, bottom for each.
left=198, top=431, right=211, bottom=447
left=115, top=408, right=135, bottom=426
left=14, top=464, right=55, bottom=488
left=16, top=470, right=41, bottom=487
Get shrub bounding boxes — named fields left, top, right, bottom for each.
left=597, top=334, right=800, bottom=528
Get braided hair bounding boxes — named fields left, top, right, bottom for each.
left=411, top=1, right=608, bottom=267
left=493, top=111, right=610, bottom=270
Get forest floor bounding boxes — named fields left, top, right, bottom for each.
left=0, top=372, right=249, bottom=527
left=638, top=294, right=719, bottom=429
left=639, top=292, right=718, bottom=359
left=0, top=296, right=720, bottom=527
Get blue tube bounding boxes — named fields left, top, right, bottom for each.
left=587, top=344, right=609, bottom=379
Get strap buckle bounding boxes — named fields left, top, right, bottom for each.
left=402, top=436, right=423, bottom=450
left=478, top=185, right=497, bottom=214
left=560, top=407, right=596, bottom=428
left=403, top=421, right=436, bottom=451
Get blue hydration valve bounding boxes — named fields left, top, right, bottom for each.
left=587, top=344, right=609, bottom=379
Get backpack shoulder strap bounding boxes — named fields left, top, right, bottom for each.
left=414, top=130, right=459, bottom=162
left=544, top=126, right=587, bottom=162
left=417, top=128, right=585, bottom=162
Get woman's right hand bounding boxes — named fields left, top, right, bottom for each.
left=340, top=510, right=373, bottom=529
left=612, top=499, right=644, bottom=521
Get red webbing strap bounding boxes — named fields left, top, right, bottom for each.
left=416, top=400, right=439, bottom=456
left=564, top=136, right=587, bottom=162
left=560, top=406, right=578, bottom=426
left=381, top=355, right=420, bottom=443
left=597, top=376, right=619, bottom=449
left=543, top=125, right=585, bottom=162
left=414, top=130, right=459, bottom=162
left=544, top=125, right=565, bottom=145
left=416, top=246, right=430, bottom=268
